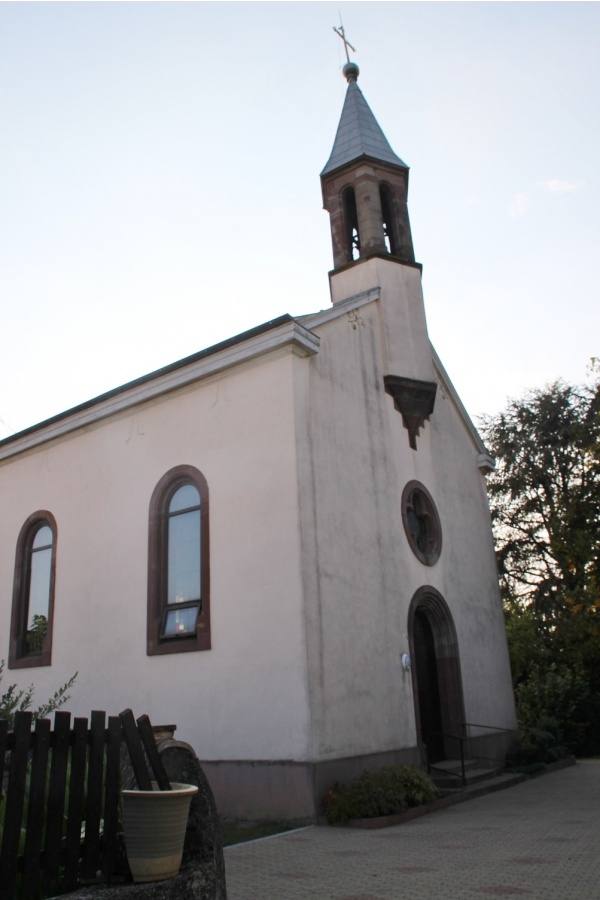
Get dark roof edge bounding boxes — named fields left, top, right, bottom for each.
left=0, top=314, right=295, bottom=449
left=320, top=151, right=409, bottom=180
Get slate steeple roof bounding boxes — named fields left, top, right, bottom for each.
left=321, top=65, right=407, bottom=177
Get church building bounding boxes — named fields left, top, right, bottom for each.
left=0, top=61, right=517, bottom=820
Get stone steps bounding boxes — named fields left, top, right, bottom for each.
left=429, top=758, right=504, bottom=789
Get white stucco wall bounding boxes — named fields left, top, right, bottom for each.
left=424, top=383, right=517, bottom=732
left=330, top=257, right=432, bottom=384
left=298, top=262, right=516, bottom=763
left=297, top=296, right=419, bottom=761
left=0, top=349, right=312, bottom=762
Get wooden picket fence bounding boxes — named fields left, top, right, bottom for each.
left=0, top=708, right=170, bottom=900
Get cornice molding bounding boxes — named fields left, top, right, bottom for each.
left=0, top=320, right=319, bottom=462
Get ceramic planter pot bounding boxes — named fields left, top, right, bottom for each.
left=121, top=782, right=198, bottom=883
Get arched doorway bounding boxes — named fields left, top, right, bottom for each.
left=408, top=587, right=465, bottom=764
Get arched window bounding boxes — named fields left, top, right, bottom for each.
left=379, top=183, right=399, bottom=256
left=147, top=465, right=210, bottom=655
left=342, top=186, right=360, bottom=262
left=9, top=512, right=57, bottom=669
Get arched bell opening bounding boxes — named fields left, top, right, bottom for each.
left=379, top=183, right=399, bottom=256
left=342, top=185, right=360, bottom=262
left=408, top=586, right=466, bottom=765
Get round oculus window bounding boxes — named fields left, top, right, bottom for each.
left=401, top=481, right=442, bottom=566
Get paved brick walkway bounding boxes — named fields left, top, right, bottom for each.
left=223, top=760, right=600, bottom=899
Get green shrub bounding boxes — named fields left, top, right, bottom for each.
left=574, top=694, right=600, bottom=756
left=507, top=761, right=547, bottom=775
left=323, top=765, right=439, bottom=824
left=0, top=660, right=77, bottom=730
left=507, top=714, right=571, bottom=768
left=515, top=662, right=590, bottom=752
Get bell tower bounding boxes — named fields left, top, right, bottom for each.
left=320, top=61, right=415, bottom=270
left=321, top=58, right=437, bottom=450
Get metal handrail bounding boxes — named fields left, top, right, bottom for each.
left=461, top=722, right=513, bottom=732
left=425, top=730, right=467, bottom=786
left=426, top=724, right=513, bottom=787
left=461, top=722, right=514, bottom=771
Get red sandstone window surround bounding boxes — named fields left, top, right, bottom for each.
left=147, top=465, right=210, bottom=656
left=401, top=481, right=442, bottom=566
left=9, top=511, right=57, bottom=669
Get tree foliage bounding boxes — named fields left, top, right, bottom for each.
left=514, top=663, right=590, bottom=749
left=481, top=368, right=600, bottom=752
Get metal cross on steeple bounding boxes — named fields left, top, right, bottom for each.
left=333, top=22, right=356, bottom=63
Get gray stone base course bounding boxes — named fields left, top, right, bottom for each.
left=201, top=745, right=422, bottom=821
left=201, top=731, right=520, bottom=821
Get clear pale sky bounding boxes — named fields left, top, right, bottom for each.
left=1, top=1, right=598, bottom=438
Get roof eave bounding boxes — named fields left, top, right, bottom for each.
left=0, top=315, right=320, bottom=460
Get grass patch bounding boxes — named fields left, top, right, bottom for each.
left=219, top=821, right=294, bottom=846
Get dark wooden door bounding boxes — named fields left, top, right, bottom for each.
left=413, top=609, right=445, bottom=762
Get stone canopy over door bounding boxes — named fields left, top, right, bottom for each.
left=408, top=586, right=466, bottom=764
